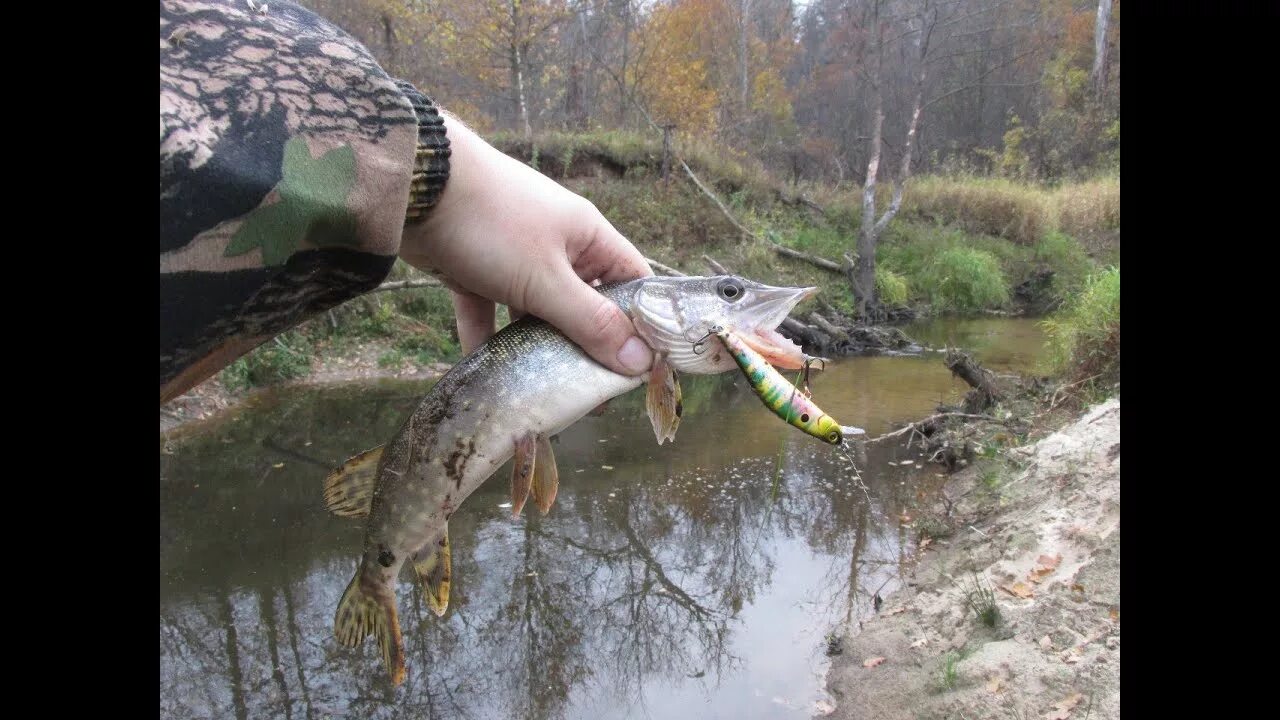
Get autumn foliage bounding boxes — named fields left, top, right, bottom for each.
left=297, top=0, right=1118, bottom=184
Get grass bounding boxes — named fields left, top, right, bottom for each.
left=221, top=332, right=313, bottom=390
left=917, top=247, right=1011, bottom=312
left=903, top=173, right=1120, bottom=252
left=1040, top=266, right=1120, bottom=399
left=876, top=268, right=910, bottom=306
left=905, top=175, right=1050, bottom=246
left=939, top=650, right=966, bottom=691
left=216, top=260, right=463, bottom=390
left=961, top=574, right=1001, bottom=629
left=1034, top=231, right=1094, bottom=303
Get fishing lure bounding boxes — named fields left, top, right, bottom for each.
left=715, top=327, right=846, bottom=445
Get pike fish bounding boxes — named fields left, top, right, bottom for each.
left=323, top=275, right=820, bottom=685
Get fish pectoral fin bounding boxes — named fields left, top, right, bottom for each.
left=645, top=354, right=683, bottom=445
left=334, top=568, right=405, bottom=685
left=413, top=530, right=452, bottom=617
left=511, top=433, right=536, bottom=518
left=531, top=434, right=560, bottom=515
left=324, top=445, right=385, bottom=517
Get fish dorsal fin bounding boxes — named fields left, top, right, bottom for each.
left=413, top=528, right=452, bottom=617
left=324, top=445, right=385, bottom=517
left=646, top=354, right=683, bottom=445
left=531, top=434, right=560, bottom=515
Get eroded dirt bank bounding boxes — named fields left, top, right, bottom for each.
left=823, top=398, right=1120, bottom=720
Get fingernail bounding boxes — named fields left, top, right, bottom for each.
left=617, top=336, right=653, bottom=374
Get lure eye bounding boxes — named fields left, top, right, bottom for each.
left=800, top=413, right=810, bottom=423
left=717, top=278, right=745, bottom=302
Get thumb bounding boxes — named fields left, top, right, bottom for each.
left=527, top=269, right=653, bottom=376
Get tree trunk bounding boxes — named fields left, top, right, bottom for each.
left=854, top=0, right=933, bottom=321
left=853, top=4, right=885, bottom=319
left=381, top=13, right=395, bottom=67
left=1091, top=0, right=1113, bottom=101
left=618, top=0, right=631, bottom=127
left=510, top=0, right=532, bottom=138
left=566, top=62, right=586, bottom=130
left=738, top=0, right=752, bottom=115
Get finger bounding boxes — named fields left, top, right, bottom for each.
left=572, top=221, right=654, bottom=286
left=451, top=291, right=496, bottom=354
left=525, top=267, right=653, bottom=376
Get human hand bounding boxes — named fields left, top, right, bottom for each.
left=399, top=115, right=655, bottom=376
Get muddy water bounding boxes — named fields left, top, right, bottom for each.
left=159, top=318, right=1044, bottom=720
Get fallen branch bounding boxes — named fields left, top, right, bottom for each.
left=866, top=412, right=998, bottom=444
left=371, top=278, right=442, bottom=293
left=703, top=255, right=730, bottom=274
left=1049, top=372, right=1104, bottom=410
left=809, top=312, right=850, bottom=342
left=645, top=257, right=686, bottom=277
left=945, top=349, right=1003, bottom=413
left=770, top=243, right=846, bottom=273
left=681, top=160, right=759, bottom=242
left=780, top=317, right=819, bottom=340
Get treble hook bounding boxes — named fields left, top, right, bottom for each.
left=692, top=325, right=724, bottom=356
left=794, top=355, right=829, bottom=398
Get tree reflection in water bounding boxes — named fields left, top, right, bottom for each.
left=161, top=365, right=954, bottom=719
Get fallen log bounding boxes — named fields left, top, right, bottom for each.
left=770, top=243, right=846, bottom=273
left=809, top=312, right=851, bottom=343
left=944, top=349, right=1003, bottom=414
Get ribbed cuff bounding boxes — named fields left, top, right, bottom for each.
left=396, top=79, right=451, bottom=225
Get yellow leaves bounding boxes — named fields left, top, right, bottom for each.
left=986, top=676, right=1003, bottom=694
left=1000, top=581, right=1035, bottom=599
left=1036, top=553, right=1062, bottom=570
left=1029, top=553, right=1062, bottom=583
left=1045, top=692, right=1084, bottom=719
left=750, top=66, right=795, bottom=126
left=632, top=1, right=721, bottom=132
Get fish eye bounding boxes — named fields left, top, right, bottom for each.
left=717, top=278, right=745, bottom=302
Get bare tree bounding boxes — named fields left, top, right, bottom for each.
left=853, top=0, right=936, bottom=320
left=1091, top=0, right=1113, bottom=101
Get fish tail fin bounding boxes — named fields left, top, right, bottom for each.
left=335, top=566, right=406, bottom=685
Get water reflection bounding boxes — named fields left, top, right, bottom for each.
left=160, top=319, right=1043, bottom=719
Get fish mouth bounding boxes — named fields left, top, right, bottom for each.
left=739, top=285, right=817, bottom=370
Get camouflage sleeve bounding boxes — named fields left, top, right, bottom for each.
left=160, top=0, right=450, bottom=404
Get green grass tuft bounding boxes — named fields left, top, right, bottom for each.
left=1040, top=266, right=1120, bottom=399
left=918, top=247, right=1010, bottom=313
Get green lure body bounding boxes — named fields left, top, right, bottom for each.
left=716, top=329, right=844, bottom=444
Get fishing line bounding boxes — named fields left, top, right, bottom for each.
left=835, top=439, right=873, bottom=506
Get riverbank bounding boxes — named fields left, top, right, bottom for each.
left=822, top=397, right=1120, bottom=719
left=160, top=338, right=452, bottom=436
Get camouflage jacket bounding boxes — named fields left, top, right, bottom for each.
left=160, top=0, right=450, bottom=403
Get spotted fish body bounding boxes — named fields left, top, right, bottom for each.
left=715, top=328, right=845, bottom=445
left=324, top=275, right=820, bottom=685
